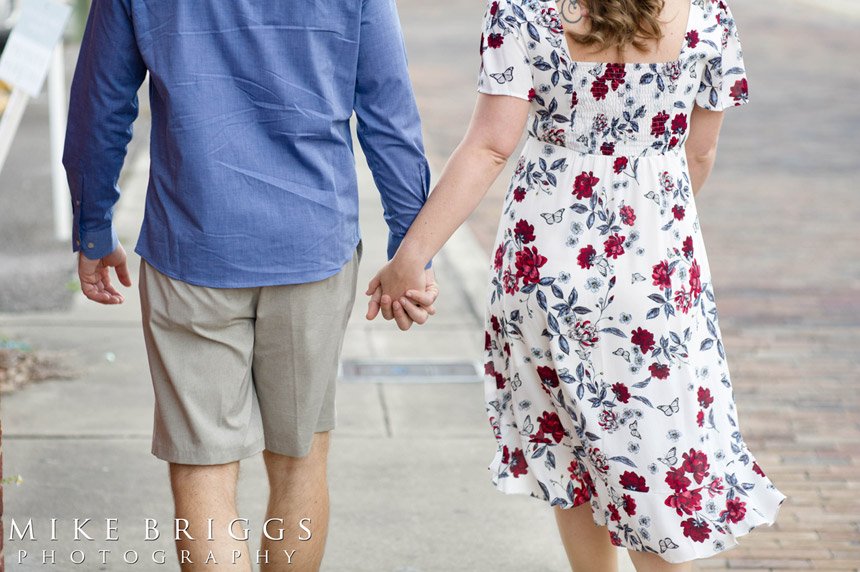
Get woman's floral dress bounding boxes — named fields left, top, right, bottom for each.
left=478, top=0, right=786, bottom=563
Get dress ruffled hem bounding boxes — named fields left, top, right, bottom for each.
left=488, top=454, right=788, bottom=564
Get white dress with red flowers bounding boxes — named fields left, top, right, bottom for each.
left=477, top=0, right=785, bottom=563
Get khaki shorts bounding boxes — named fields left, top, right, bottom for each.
left=138, top=240, right=361, bottom=464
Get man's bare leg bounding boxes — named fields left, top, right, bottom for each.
left=260, top=432, right=331, bottom=572
left=169, top=461, right=251, bottom=571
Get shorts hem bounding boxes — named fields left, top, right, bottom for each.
left=263, top=422, right=336, bottom=458
left=151, top=439, right=265, bottom=465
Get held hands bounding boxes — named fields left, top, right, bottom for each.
left=78, top=244, right=132, bottom=305
left=365, top=260, right=439, bottom=331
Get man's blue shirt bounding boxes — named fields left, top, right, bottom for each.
left=64, top=0, right=432, bottom=287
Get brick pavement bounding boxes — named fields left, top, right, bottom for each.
left=399, top=0, right=860, bottom=569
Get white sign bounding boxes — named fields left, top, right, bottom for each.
left=0, top=0, right=72, bottom=97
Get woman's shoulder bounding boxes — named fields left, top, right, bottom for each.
left=694, top=0, right=740, bottom=33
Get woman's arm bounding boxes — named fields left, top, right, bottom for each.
left=365, top=93, right=531, bottom=327
left=685, top=105, right=725, bottom=195
left=396, top=93, right=531, bottom=267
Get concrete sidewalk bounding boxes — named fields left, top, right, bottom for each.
left=0, top=120, right=639, bottom=570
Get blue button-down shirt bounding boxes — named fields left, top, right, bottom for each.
left=64, top=0, right=432, bottom=287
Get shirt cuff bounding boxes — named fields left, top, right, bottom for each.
left=74, top=225, right=119, bottom=260
left=388, top=232, right=433, bottom=270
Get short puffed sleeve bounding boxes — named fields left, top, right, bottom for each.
left=477, top=0, right=534, bottom=101
left=695, top=1, right=749, bottom=111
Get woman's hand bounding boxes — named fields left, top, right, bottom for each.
left=365, top=265, right=439, bottom=330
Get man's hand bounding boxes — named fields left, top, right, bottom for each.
left=78, top=244, right=133, bottom=305
left=365, top=265, right=439, bottom=331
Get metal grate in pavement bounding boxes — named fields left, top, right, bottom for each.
left=338, top=360, right=483, bottom=384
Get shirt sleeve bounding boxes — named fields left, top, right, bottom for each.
left=477, top=0, right=534, bottom=101
left=62, top=0, right=147, bottom=260
left=354, top=0, right=433, bottom=270
left=694, top=1, right=748, bottom=111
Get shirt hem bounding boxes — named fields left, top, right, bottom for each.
left=134, top=234, right=362, bottom=289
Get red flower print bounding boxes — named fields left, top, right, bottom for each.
left=598, top=408, right=619, bottom=431
left=604, top=63, right=626, bottom=90
left=509, top=447, right=528, bottom=478
left=674, top=287, right=692, bottom=314
left=622, top=494, right=637, bottom=517
left=668, top=135, right=679, bottom=149
left=571, top=91, right=579, bottom=107
left=720, top=498, right=747, bottom=524
left=515, top=246, right=548, bottom=285
left=681, top=517, right=711, bottom=542
left=671, top=113, right=687, bottom=134
left=603, top=233, right=626, bottom=259
left=513, top=186, right=527, bottom=202
left=619, top=204, right=636, bottom=226
left=588, top=447, right=610, bottom=474
left=707, top=476, right=725, bottom=497
left=697, top=409, right=704, bottom=427
left=689, top=259, right=702, bottom=299
left=537, top=365, right=560, bottom=396
left=620, top=470, right=650, bottom=492
left=697, top=387, right=714, bottom=409
left=600, top=141, right=615, bottom=156
left=686, top=30, right=699, bottom=48
left=491, top=314, right=501, bottom=333
left=665, top=466, right=692, bottom=492
left=514, top=219, right=536, bottom=244
left=484, top=360, right=495, bottom=376
left=611, top=382, right=631, bottom=403
left=503, top=341, right=511, bottom=356
left=673, top=204, right=685, bottom=220
left=490, top=1, right=499, bottom=15
left=609, top=531, right=622, bottom=547
left=753, top=461, right=766, bottom=477
left=665, top=487, right=703, bottom=516
left=577, top=244, right=597, bottom=269
left=544, top=128, right=566, bottom=147
left=487, top=33, right=504, bottom=49
left=682, top=448, right=711, bottom=484
left=649, top=362, right=670, bottom=379
left=485, top=330, right=492, bottom=351
left=573, top=171, right=600, bottom=199
left=573, top=319, right=600, bottom=347
left=495, top=371, right=505, bottom=389
left=503, top=268, right=519, bottom=294
left=568, top=465, right=595, bottom=505
left=651, top=260, right=675, bottom=289
left=651, top=111, right=669, bottom=137
left=730, top=78, right=749, bottom=103
left=493, top=243, right=505, bottom=270
left=591, top=79, right=609, bottom=100
left=613, top=156, right=628, bottom=173
left=631, top=327, right=655, bottom=353
left=682, top=235, right=694, bottom=259
left=607, top=503, right=621, bottom=522
left=537, top=411, right=565, bottom=443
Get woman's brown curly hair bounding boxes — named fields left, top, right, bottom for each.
left=567, top=0, right=667, bottom=53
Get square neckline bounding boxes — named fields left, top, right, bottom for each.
left=546, top=0, right=695, bottom=68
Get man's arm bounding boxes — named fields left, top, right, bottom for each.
left=353, top=0, right=432, bottom=270
left=63, top=0, right=146, bottom=261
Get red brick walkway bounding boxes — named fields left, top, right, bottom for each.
left=400, top=0, right=860, bottom=569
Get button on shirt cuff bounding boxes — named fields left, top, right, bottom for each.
left=75, top=225, right=119, bottom=260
